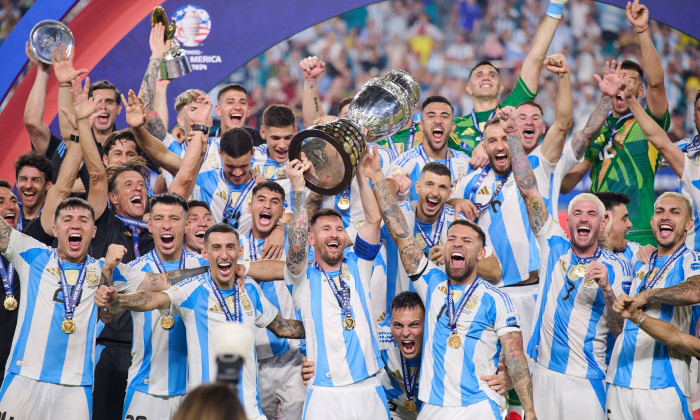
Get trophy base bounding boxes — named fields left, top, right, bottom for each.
left=159, top=53, right=193, bottom=80
left=289, top=120, right=366, bottom=196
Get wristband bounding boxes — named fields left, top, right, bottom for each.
left=635, top=26, right=649, bottom=34
left=505, top=129, right=518, bottom=134
left=69, top=134, right=80, bottom=143
left=58, top=82, right=72, bottom=87
left=546, top=2, right=564, bottom=19
left=191, top=124, right=210, bottom=134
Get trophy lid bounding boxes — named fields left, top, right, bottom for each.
left=28, top=20, right=74, bottom=65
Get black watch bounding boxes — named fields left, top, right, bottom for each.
left=69, top=134, right=80, bottom=143
left=191, top=124, right=210, bottom=134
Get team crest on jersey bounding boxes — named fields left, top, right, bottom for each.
left=464, top=295, right=479, bottom=310
left=86, top=271, right=100, bottom=287
left=240, top=295, right=253, bottom=311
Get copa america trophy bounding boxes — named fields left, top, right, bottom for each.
left=28, top=20, right=74, bottom=64
left=151, top=6, right=192, bottom=80
left=289, top=69, right=420, bottom=195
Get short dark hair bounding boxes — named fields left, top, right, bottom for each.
left=203, top=223, right=239, bottom=246
left=103, top=129, right=138, bottom=156
left=0, top=180, right=13, bottom=190
left=262, top=104, right=295, bottom=129
left=421, top=95, right=454, bottom=114
left=252, top=181, right=285, bottom=201
left=420, top=162, right=451, bottom=179
left=217, top=84, right=248, bottom=102
left=516, top=100, right=543, bottom=116
left=106, top=157, right=150, bottom=193
left=219, top=128, right=254, bottom=158
left=187, top=200, right=211, bottom=214
left=594, top=192, right=631, bottom=211
left=391, top=291, right=425, bottom=314
left=483, top=117, right=502, bottom=134
left=337, top=97, right=353, bottom=115
left=310, top=208, right=343, bottom=227
left=694, top=91, right=700, bottom=108
left=469, top=60, right=500, bottom=80
left=446, top=219, right=486, bottom=247
left=15, top=151, right=53, bottom=182
left=620, top=60, right=644, bottom=81
left=55, top=197, right=94, bottom=222
left=150, top=193, right=188, bottom=213
left=89, top=80, right=121, bottom=105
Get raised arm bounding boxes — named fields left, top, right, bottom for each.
left=626, top=0, right=667, bottom=118
left=300, top=56, right=328, bottom=127
left=51, top=44, right=88, bottom=140
left=138, top=22, right=171, bottom=141
left=539, top=54, right=572, bottom=164
left=500, top=331, right=537, bottom=420
left=266, top=313, right=306, bottom=339
left=168, top=130, right=206, bottom=198
left=355, top=145, right=382, bottom=244
left=24, top=43, right=53, bottom=154
left=286, top=158, right=311, bottom=276
left=70, top=77, right=108, bottom=219
left=519, top=5, right=563, bottom=94
left=623, top=82, right=684, bottom=177
left=501, top=107, right=548, bottom=235
left=39, top=140, right=83, bottom=235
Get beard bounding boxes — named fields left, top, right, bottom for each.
left=446, top=258, right=477, bottom=283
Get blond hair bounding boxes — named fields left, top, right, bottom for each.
left=174, top=89, right=208, bottom=114
left=568, top=193, right=605, bottom=218
left=656, top=192, right=693, bottom=217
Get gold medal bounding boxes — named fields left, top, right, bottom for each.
left=3, top=296, right=17, bottom=311
left=343, top=316, right=356, bottom=330
left=61, top=319, right=76, bottom=334
left=160, top=315, right=174, bottom=330
left=404, top=400, right=417, bottom=412
left=570, top=264, right=586, bottom=279
left=448, top=333, right=461, bottom=348
left=337, top=197, right=350, bottom=210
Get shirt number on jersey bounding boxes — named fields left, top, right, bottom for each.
left=52, top=285, right=84, bottom=307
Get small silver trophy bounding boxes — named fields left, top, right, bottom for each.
left=28, top=20, right=74, bottom=64
left=151, top=6, right=192, bottom=80
left=289, top=69, right=420, bottom=195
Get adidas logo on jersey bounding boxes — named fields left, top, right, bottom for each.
left=478, top=186, right=490, bottom=195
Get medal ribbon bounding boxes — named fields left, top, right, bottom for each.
left=56, top=253, right=92, bottom=321
left=400, top=354, right=419, bottom=404
left=386, top=136, right=399, bottom=159
left=470, top=108, right=497, bottom=143
left=406, top=123, right=417, bottom=150
left=683, top=135, right=700, bottom=153
left=417, top=145, right=453, bottom=175
left=570, top=247, right=603, bottom=267
left=17, top=202, right=43, bottom=232
left=604, top=110, right=634, bottom=144
left=415, top=206, right=446, bottom=249
left=207, top=271, right=241, bottom=322
left=0, top=258, right=15, bottom=300
left=222, top=173, right=255, bottom=226
left=247, top=232, right=261, bottom=262
left=468, top=165, right=507, bottom=218
left=150, top=247, right=186, bottom=273
left=115, top=215, right=148, bottom=258
left=640, top=244, right=687, bottom=292
left=447, top=277, right=481, bottom=335
left=315, top=262, right=352, bottom=321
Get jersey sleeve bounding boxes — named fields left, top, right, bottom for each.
left=407, top=255, right=438, bottom=302
left=608, top=256, right=632, bottom=297
left=490, top=288, right=521, bottom=337
left=111, top=262, right=148, bottom=293
left=4, top=228, right=48, bottom=266
left=681, top=155, right=700, bottom=210
left=450, top=171, right=474, bottom=200
left=285, top=264, right=308, bottom=300
left=500, top=77, right=537, bottom=107
left=532, top=153, right=556, bottom=200
left=246, top=279, right=279, bottom=328
left=682, top=251, right=700, bottom=280
left=163, top=281, right=195, bottom=317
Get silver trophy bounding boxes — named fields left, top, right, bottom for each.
left=151, top=6, right=192, bottom=80
left=289, top=69, right=420, bottom=195
left=28, top=20, right=74, bottom=65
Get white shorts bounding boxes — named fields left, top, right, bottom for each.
left=531, top=362, right=606, bottom=420
left=302, top=375, right=389, bottom=420
left=501, top=283, right=538, bottom=368
left=122, top=388, right=184, bottom=420
left=606, top=383, right=691, bottom=420
left=417, top=400, right=501, bottom=420
left=0, top=372, right=91, bottom=420
left=258, top=349, right=306, bottom=420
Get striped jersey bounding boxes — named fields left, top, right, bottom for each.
left=679, top=151, right=700, bottom=251
left=162, top=133, right=222, bottom=193
left=164, top=273, right=278, bottom=418
left=125, top=249, right=207, bottom=396
left=194, top=169, right=255, bottom=225
left=3, top=230, right=145, bottom=385
left=387, top=145, right=472, bottom=202
left=607, top=248, right=700, bottom=396
left=252, top=145, right=293, bottom=211
left=529, top=217, right=631, bottom=380
left=239, top=233, right=301, bottom=361
left=284, top=235, right=383, bottom=387
left=374, top=322, right=421, bottom=418
left=584, top=107, right=671, bottom=245
left=411, top=256, right=519, bottom=407
left=451, top=152, right=555, bottom=285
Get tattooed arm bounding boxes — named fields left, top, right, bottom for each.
left=306, top=191, right=323, bottom=222
left=113, top=290, right=172, bottom=311
left=636, top=275, right=700, bottom=307
left=287, top=159, right=311, bottom=276
left=138, top=266, right=210, bottom=292
left=500, top=107, right=548, bottom=235
left=300, top=56, right=328, bottom=127
left=500, top=331, right=537, bottom=420
left=266, top=314, right=306, bottom=339
left=356, top=145, right=382, bottom=244
left=138, top=23, right=171, bottom=140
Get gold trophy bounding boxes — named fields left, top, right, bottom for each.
left=151, top=6, right=192, bottom=80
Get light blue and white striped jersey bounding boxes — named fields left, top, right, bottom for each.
left=679, top=151, right=700, bottom=251
left=387, top=145, right=472, bottom=202
left=252, top=145, right=293, bottom=211
left=380, top=202, right=458, bottom=322
left=239, top=233, right=301, bottom=361
left=375, top=322, right=422, bottom=418
left=411, top=256, right=519, bottom=407
left=321, top=145, right=395, bottom=229
left=2, top=230, right=145, bottom=385
left=451, top=152, right=555, bottom=286
left=528, top=217, right=630, bottom=380
left=162, top=133, right=222, bottom=193
left=164, top=273, right=278, bottom=419
left=615, top=241, right=642, bottom=290
left=194, top=169, right=255, bottom=225
left=126, top=249, right=207, bottom=396
left=284, top=236, right=383, bottom=387
left=606, top=247, right=700, bottom=396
